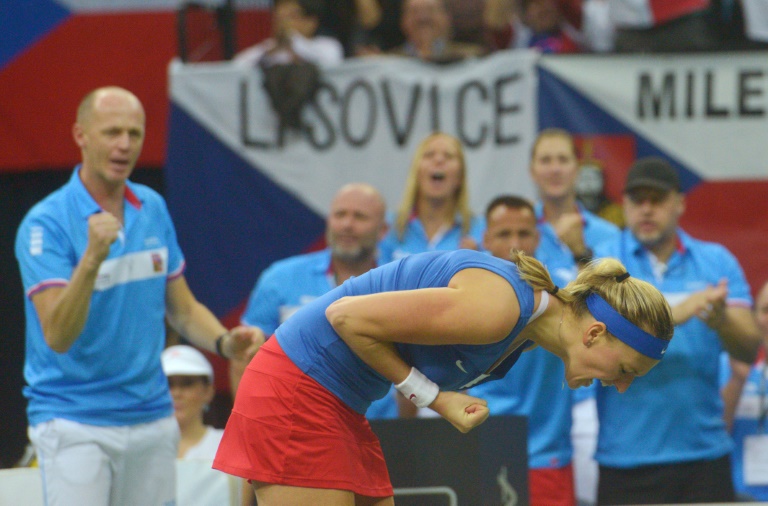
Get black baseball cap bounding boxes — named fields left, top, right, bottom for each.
left=624, top=157, right=681, bottom=194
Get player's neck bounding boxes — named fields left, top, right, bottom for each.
left=524, top=296, right=568, bottom=358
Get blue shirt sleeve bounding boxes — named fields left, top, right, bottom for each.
left=240, top=265, right=283, bottom=335
left=714, top=244, right=752, bottom=306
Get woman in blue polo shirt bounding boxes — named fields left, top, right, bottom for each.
left=378, top=132, right=485, bottom=263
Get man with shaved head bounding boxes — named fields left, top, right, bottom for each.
left=235, top=183, right=399, bottom=418
left=15, top=86, right=262, bottom=506
left=241, top=182, right=388, bottom=337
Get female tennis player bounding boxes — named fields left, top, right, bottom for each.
left=214, top=248, right=673, bottom=506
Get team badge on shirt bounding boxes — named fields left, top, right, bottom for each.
left=152, top=253, right=164, bottom=272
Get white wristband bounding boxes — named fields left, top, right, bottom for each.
left=395, top=367, right=439, bottom=408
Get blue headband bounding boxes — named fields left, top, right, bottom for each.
left=585, top=293, right=668, bottom=360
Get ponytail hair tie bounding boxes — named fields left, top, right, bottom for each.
left=549, top=286, right=559, bottom=295
left=616, top=272, right=630, bottom=282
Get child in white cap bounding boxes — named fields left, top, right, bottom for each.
left=162, top=345, right=243, bottom=505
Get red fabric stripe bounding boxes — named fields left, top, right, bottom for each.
left=0, top=13, right=176, bottom=172
left=648, top=0, right=709, bottom=24
left=124, top=185, right=142, bottom=209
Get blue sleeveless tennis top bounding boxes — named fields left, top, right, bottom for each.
left=275, top=249, right=535, bottom=414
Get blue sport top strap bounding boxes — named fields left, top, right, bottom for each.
left=585, top=292, right=669, bottom=360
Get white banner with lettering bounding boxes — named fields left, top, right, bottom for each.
left=538, top=52, right=768, bottom=181
left=169, top=50, right=539, bottom=215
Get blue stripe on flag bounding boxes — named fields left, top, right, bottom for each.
left=0, top=0, right=70, bottom=70
left=165, top=102, right=325, bottom=316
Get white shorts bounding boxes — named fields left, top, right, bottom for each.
left=29, top=416, right=179, bottom=506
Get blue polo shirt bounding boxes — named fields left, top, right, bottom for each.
left=470, top=246, right=578, bottom=470
left=15, top=167, right=183, bottom=427
left=378, top=213, right=486, bottom=263
left=240, top=248, right=398, bottom=419
left=241, top=249, right=339, bottom=335
left=276, top=249, right=536, bottom=414
left=594, top=228, right=753, bottom=467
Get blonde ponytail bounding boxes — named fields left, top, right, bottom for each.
left=511, top=252, right=673, bottom=342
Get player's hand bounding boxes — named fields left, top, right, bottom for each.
left=429, top=391, right=490, bottom=433
left=224, top=325, right=265, bottom=361
left=84, top=212, right=121, bottom=266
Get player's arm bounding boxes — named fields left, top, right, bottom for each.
left=326, top=268, right=518, bottom=382
left=165, top=276, right=263, bottom=361
left=326, top=268, right=517, bottom=431
left=32, top=212, right=120, bottom=353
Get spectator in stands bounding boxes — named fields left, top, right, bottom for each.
left=593, top=157, right=762, bottom=504
left=359, top=0, right=496, bottom=55
left=316, top=0, right=383, bottom=57
left=379, top=132, right=485, bottom=265
left=528, top=128, right=621, bottom=505
left=235, top=183, right=400, bottom=418
left=485, top=0, right=593, bottom=53
left=234, top=0, right=343, bottom=131
left=608, top=0, right=718, bottom=52
left=357, top=0, right=406, bottom=54
left=162, top=345, right=244, bottom=506
left=469, top=195, right=579, bottom=506
left=580, top=0, right=614, bottom=52
left=233, top=0, right=343, bottom=67
left=444, top=0, right=493, bottom=49
left=14, top=86, right=261, bottom=506
left=388, top=0, right=487, bottom=62
left=720, top=278, right=768, bottom=502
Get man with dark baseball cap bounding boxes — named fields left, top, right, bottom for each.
left=592, top=155, right=761, bottom=504
left=624, top=157, right=681, bottom=194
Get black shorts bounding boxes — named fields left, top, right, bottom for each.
left=597, top=454, right=734, bottom=505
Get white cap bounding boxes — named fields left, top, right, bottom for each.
left=161, top=345, right=214, bottom=381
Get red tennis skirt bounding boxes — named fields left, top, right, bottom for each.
left=213, top=337, right=393, bottom=498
